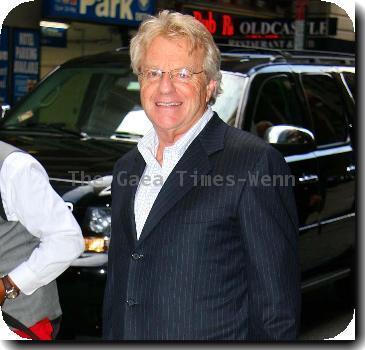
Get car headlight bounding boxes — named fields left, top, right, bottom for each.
left=83, top=207, right=111, bottom=253
left=84, top=236, right=110, bottom=253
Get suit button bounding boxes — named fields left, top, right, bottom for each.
left=126, top=299, right=138, bottom=307
left=131, top=253, right=143, bottom=260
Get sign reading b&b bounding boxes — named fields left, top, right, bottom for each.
left=42, top=0, right=155, bottom=26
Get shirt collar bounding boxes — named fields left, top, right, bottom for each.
left=138, top=106, right=214, bottom=166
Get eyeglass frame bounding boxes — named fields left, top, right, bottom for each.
left=138, top=67, right=205, bottom=83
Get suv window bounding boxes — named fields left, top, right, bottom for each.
left=213, top=72, right=247, bottom=126
left=2, top=68, right=246, bottom=138
left=342, top=72, right=355, bottom=100
left=80, top=71, right=143, bottom=136
left=250, top=74, right=306, bottom=138
left=301, top=74, right=348, bottom=146
left=2, top=67, right=142, bottom=137
left=37, top=71, right=91, bottom=128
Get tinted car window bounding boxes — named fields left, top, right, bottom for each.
left=2, top=67, right=142, bottom=137
left=301, top=74, right=348, bottom=146
left=342, top=72, right=355, bottom=99
left=213, top=72, right=247, bottom=126
left=80, top=71, right=143, bottom=136
left=2, top=68, right=246, bottom=138
left=250, top=74, right=305, bottom=138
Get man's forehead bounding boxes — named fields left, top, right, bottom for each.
left=145, top=35, right=202, bottom=55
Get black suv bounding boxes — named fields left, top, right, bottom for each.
left=0, top=47, right=355, bottom=338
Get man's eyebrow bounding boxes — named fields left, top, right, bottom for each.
left=142, top=65, right=160, bottom=70
left=143, top=66, right=195, bottom=71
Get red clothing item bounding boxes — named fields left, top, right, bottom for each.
left=11, top=317, right=53, bottom=340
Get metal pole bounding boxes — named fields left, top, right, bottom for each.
left=294, top=0, right=308, bottom=50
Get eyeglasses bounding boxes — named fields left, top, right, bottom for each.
left=138, top=67, right=204, bottom=83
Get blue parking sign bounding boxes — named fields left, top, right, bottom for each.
left=12, top=29, right=40, bottom=103
left=0, top=27, right=9, bottom=104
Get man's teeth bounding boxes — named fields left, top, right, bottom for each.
left=156, top=102, right=181, bottom=106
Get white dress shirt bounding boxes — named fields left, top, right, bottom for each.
left=0, top=152, right=84, bottom=295
left=134, top=107, right=214, bottom=239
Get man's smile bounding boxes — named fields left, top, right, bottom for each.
left=155, top=102, right=183, bottom=107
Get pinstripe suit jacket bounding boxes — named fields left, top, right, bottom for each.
left=103, top=113, right=300, bottom=341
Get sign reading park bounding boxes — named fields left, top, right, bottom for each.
left=42, top=0, right=155, bottom=26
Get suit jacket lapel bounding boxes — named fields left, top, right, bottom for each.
left=129, top=153, right=146, bottom=241
left=116, top=150, right=145, bottom=248
left=136, top=113, right=228, bottom=245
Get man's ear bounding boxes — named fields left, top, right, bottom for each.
left=206, top=80, right=217, bottom=103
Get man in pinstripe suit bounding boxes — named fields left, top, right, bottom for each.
left=103, top=10, right=300, bottom=341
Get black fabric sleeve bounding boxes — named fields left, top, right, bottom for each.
left=238, top=145, right=301, bottom=341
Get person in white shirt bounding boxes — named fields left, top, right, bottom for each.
left=0, top=141, right=84, bottom=340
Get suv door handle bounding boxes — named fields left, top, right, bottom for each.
left=298, top=174, right=319, bottom=184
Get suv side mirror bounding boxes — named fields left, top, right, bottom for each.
left=264, top=125, right=316, bottom=155
left=1, top=104, right=10, bottom=119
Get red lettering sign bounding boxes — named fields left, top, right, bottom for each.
left=222, top=15, right=234, bottom=36
left=244, top=34, right=280, bottom=39
left=193, top=11, right=202, bottom=22
left=192, top=11, right=217, bottom=34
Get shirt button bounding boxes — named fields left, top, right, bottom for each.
left=126, top=299, right=138, bottom=307
left=131, top=253, right=143, bottom=260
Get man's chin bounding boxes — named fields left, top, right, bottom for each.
left=151, top=115, right=182, bottom=131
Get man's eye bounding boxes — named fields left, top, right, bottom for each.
left=177, top=69, right=191, bottom=79
left=147, top=70, right=160, bottom=79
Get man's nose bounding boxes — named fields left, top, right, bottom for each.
left=158, top=72, right=175, bottom=94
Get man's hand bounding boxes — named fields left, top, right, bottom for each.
left=0, top=278, right=5, bottom=306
